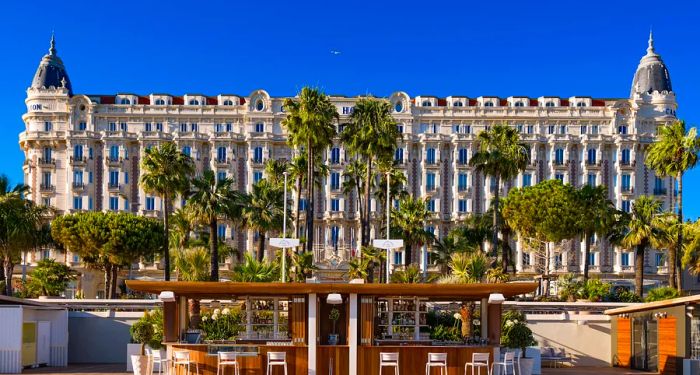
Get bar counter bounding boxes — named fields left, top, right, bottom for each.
left=169, top=343, right=307, bottom=375
left=358, top=345, right=494, bottom=375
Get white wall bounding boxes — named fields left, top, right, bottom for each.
left=0, top=307, right=22, bottom=373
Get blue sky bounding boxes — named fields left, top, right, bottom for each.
left=1, top=0, right=699, bottom=217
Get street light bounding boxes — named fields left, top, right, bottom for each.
left=269, top=171, right=299, bottom=282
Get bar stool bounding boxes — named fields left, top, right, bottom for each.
left=425, top=353, right=447, bottom=375
left=266, top=352, right=287, bottom=375
left=172, top=350, right=199, bottom=375
left=149, top=349, right=171, bottom=375
left=217, top=352, right=239, bottom=375
left=379, top=352, right=399, bottom=375
left=464, top=352, right=490, bottom=375
left=491, top=351, right=515, bottom=375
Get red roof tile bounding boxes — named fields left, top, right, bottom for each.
left=138, top=96, right=150, bottom=105
left=100, top=96, right=115, bottom=104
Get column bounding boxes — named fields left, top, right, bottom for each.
left=348, top=294, right=358, bottom=375
left=480, top=298, right=488, bottom=339
left=515, top=240, right=523, bottom=272
left=486, top=303, right=502, bottom=345
left=308, top=293, right=317, bottom=375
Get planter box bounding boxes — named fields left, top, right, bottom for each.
left=126, top=344, right=141, bottom=372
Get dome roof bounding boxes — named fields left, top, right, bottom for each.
left=630, top=32, right=672, bottom=97
left=31, top=35, right=73, bottom=95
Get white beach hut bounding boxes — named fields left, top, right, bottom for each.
left=0, top=296, right=68, bottom=373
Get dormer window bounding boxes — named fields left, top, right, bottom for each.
left=576, top=102, right=587, bottom=107
left=395, top=101, right=403, bottom=112
left=155, top=99, right=166, bottom=105
left=545, top=102, right=555, bottom=107
left=223, top=99, right=234, bottom=106
left=484, top=102, right=494, bottom=107
left=453, top=101, right=463, bottom=107
left=255, top=99, right=265, bottom=111
left=514, top=102, right=524, bottom=107
left=120, top=98, right=131, bottom=105
left=189, top=99, right=200, bottom=105
left=422, top=101, right=432, bottom=107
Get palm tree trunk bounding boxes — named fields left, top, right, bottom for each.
left=404, top=244, right=412, bottom=268
left=258, top=232, right=266, bottom=262
left=492, top=176, right=500, bottom=258
left=501, top=231, right=510, bottom=272
left=103, top=264, right=111, bottom=299
left=306, top=145, right=314, bottom=254
left=163, top=192, right=171, bottom=281
left=210, top=218, right=219, bottom=281
left=0, top=263, right=5, bottom=295
left=294, top=177, right=301, bottom=242
left=583, top=232, right=591, bottom=282
left=635, top=245, right=645, bottom=297
left=362, top=158, right=372, bottom=247
left=188, top=299, right=201, bottom=329
left=676, top=173, right=683, bottom=290
left=3, top=258, right=13, bottom=296
left=110, top=265, right=119, bottom=299
left=668, top=246, right=677, bottom=289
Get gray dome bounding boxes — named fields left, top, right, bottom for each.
left=630, top=32, right=671, bottom=97
left=31, top=35, right=73, bottom=96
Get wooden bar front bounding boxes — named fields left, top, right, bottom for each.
left=170, top=344, right=307, bottom=375
left=358, top=346, right=493, bottom=375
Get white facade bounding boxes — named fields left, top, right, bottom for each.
left=19, top=35, right=680, bottom=282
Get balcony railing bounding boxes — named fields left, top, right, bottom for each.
left=39, top=184, right=55, bottom=192
left=72, top=182, right=85, bottom=190
left=70, top=156, right=89, bottom=165
left=621, top=186, right=634, bottom=194
left=654, top=188, right=667, bottom=195
left=107, top=183, right=121, bottom=191
left=37, top=158, right=56, bottom=167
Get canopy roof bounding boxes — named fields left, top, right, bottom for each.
left=605, top=294, right=700, bottom=315
left=126, top=281, right=538, bottom=299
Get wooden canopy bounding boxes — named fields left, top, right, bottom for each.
left=126, top=280, right=538, bottom=299
left=605, top=294, right=700, bottom=315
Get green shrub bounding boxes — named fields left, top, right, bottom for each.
left=130, top=320, right=154, bottom=356
left=645, top=286, right=680, bottom=302
left=28, top=259, right=77, bottom=296
left=200, top=307, right=244, bottom=340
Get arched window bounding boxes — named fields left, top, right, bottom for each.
left=545, top=102, right=555, bottom=107
left=426, top=148, right=436, bottom=164
left=155, top=99, right=165, bottom=105
left=394, top=101, right=403, bottom=112
left=577, top=102, right=587, bottom=107
left=484, top=102, right=494, bottom=107
left=554, top=148, right=564, bottom=165
left=217, top=146, right=227, bottom=162
left=189, top=99, right=200, bottom=105
left=422, top=100, right=432, bottom=107
left=458, top=148, right=468, bottom=165
left=514, top=102, right=524, bottom=107
left=453, top=101, right=463, bottom=107
left=223, top=99, right=234, bottom=106
left=255, top=99, right=264, bottom=111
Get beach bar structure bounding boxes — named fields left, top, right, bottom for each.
left=127, top=280, right=537, bottom=375
left=605, top=294, right=700, bottom=375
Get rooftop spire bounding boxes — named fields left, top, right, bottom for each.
left=49, top=32, right=56, bottom=56
left=646, top=29, right=655, bottom=56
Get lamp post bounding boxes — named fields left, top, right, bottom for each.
left=270, top=171, right=299, bottom=283
left=385, top=172, right=390, bottom=283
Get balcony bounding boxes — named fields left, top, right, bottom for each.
left=37, top=158, right=56, bottom=168
left=621, top=186, right=634, bottom=194
left=105, top=156, right=124, bottom=166
left=70, top=156, right=89, bottom=165
left=653, top=188, right=667, bottom=195
left=656, top=266, right=669, bottom=274
left=215, top=157, right=233, bottom=166
left=323, top=211, right=346, bottom=220
left=142, top=210, right=162, bottom=218
left=39, top=184, right=55, bottom=193
left=619, top=160, right=636, bottom=169
left=107, top=183, right=121, bottom=192
left=72, top=182, right=86, bottom=191
left=619, top=265, right=633, bottom=273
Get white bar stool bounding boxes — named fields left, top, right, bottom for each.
left=379, top=352, right=399, bottom=375
left=172, top=350, right=199, bottom=375
left=217, top=352, right=239, bottom=375
left=425, top=352, right=447, bottom=375
left=266, top=351, right=287, bottom=375
left=149, top=349, right=171, bottom=375
left=464, top=352, right=490, bottom=375
left=491, top=351, right=515, bottom=375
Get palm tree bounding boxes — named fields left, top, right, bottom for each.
left=621, top=196, right=665, bottom=297
left=439, top=252, right=489, bottom=284
left=451, top=214, right=491, bottom=253
left=341, top=97, right=400, bottom=248
left=241, top=179, right=286, bottom=262
left=173, top=246, right=210, bottom=328
left=391, top=196, right=434, bottom=267
left=469, top=124, right=529, bottom=260
left=140, top=142, right=194, bottom=281
left=346, top=246, right=385, bottom=282
left=645, top=120, right=700, bottom=290
left=654, top=213, right=687, bottom=288
left=169, top=208, right=194, bottom=252
left=0, top=195, right=45, bottom=295
left=290, top=251, right=317, bottom=282
left=187, top=170, right=242, bottom=281
left=282, top=87, right=339, bottom=253
left=390, top=265, right=424, bottom=283
left=264, top=159, right=289, bottom=188
left=574, top=185, right=617, bottom=281
left=375, top=160, right=409, bottom=237
left=232, top=253, right=279, bottom=282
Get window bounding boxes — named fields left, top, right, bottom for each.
left=331, top=199, right=340, bottom=212
left=397, top=124, right=404, bottom=133
left=146, top=197, right=155, bottom=211
left=393, top=251, right=403, bottom=265
left=215, top=123, right=223, bottom=132
left=108, top=145, right=119, bottom=161
left=124, top=172, right=129, bottom=184
left=426, top=148, right=436, bottom=164
left=226, top=123, right=233, bottom=132
left=330, top=147, right=340, bottom=164
left=255, top=123, right=265, bottom=132
left=78, top=122, right=87, bottom=131
left=394, top=148, right=404, bottom=163
left=547, top=125, right=555, bottom=135
left=144, top=122, right=152, bottom=132
left=124, top=198, right=129, bottom=211
left=555, top=173, right=564, bottom=182
left=655, top=253, right=664, bottom=267
left=559, top=125, right=566, bottom=134
left=621, top=149, right=631, bottom=165
left=108, top=122, right=117, bottom=131
left=190, top=123, right=198, bottom=132
left=73, top=170, right=83, bottom=184
left=577, top=102, right=587, bottom=107
left=580, top=125, right=587, bottom=134
left=73, top=196, right=82, bottom=210
left=654, top=177, right=666, bottom=195
left=621, top=174, right=631, bottom=192
left=156, top=122, right=163, bottom=131
left=622, top=200, right=631, bottom=213
left=426, top=199, right=436, bottom=212
left=516, top=124, right=523, bottom=133
left=514, top=101, right=524, bottom=107
left=155, top=99, right=166, bottom=105
left=426, top=173, right=436, bottom=191
left=109, top=197, right=118, bottom=211
left=253, top=147, right=263, bottom=163
left=526, top=125, right=533, bottom=134
left=218, top=224, right=226, bottom=239
left=120, top=122, right=127, bottom=131
left=182, top=146, right=191, bottom=157
left=587, top=148, right=597, bottom=165
left=554, top=148, right=564, bottom=165
left=253, top=171, right=263, bottom=183
left=545, top=102, right=555, bottom=107
left=490, top=177, right=498, bottom=192
left=299, top=199, right=307, bottom=211
left=458, top=148, right=468, bottom=165
left=44, top=121, right=53, bottom=131
left=522, top=173, right=532, bottom=187
left=395, top=102, right=403, bottom=112
left=223, top=99, right=234, bottom=106
left=217, top=171, right=227, bottom=182
left=217, top=147, right=227, bottom=162
left=422, top=100, right=432, bottom=107
left=330, top=172, right=340, bottom=190
left=189, top=99, right=200, bottom=105
left=255, top=99, right=264, bottom=111
left=618, top=125, right=628, bottom=135
left=458, top=173, right=468, bottom=191
left=41, top=172, right=52, bottom=188
left=120, top=98, right=131, bottom=105
left=484, top=102, right=494, bottom=107
left=591, top=125, right=599, bottom=134
left=179, top=123, right=187, bottom=132
left=453, top=101, right=463, bottom=107
left=458, top=199, right=468, bottom=213
left=587, top=173, right=597, bottom=187
left=588, top=252, right=596, bottom=266
left=73, top=145, right=83, bottom=160
left=621, top=253, right=630, bottom=267
left=109, top=170, right=119, bottom=186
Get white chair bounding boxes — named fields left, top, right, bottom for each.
left=217, top=352, right=239, bottom=375
left=266, top=351, right=287, bottom=375
left=150, top=349, right=171, bottom=375
left=172, top=350, right=199, bottom=375
left=425, top=352, right=447, bottom=375
left=491, top=351, right=515, bottom=375
left=464, top=352, right=490, bottom=375
left=379, top=352, right=400, bottom=375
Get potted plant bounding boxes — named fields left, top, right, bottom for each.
left=501, top=318, right=537, bottom=375
left=129, top=319, right=154, bottom=375
left=328, top=307, right=340, bottom=345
